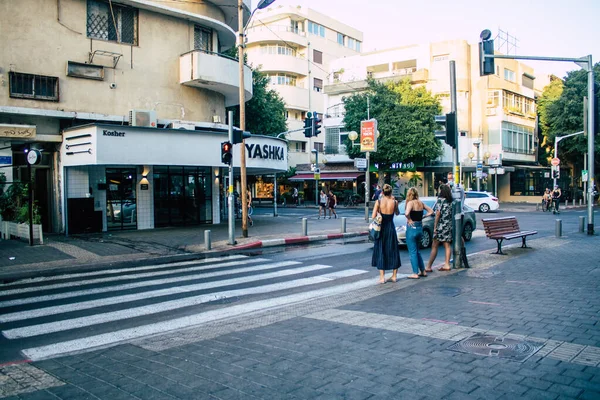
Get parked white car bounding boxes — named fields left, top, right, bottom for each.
left=464, top=191, right=499, bottom=213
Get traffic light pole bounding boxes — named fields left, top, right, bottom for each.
left=228, top=111, right=235, bottom=245
left=450, top=60, right=463, bottom=269
left=481, top=51, right=594, bottom=235
left=238, top=0, right=249, bottom=238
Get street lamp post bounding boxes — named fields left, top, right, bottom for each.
left=238, top=0, right=276, bottom=238
left=473, top=140, right=481, bottom=191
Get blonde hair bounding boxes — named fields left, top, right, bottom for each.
left=406, top=187, right=419, bottom=201
left=382, top=184, right=393, bottom=196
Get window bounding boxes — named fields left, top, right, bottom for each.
left=313, top=50, right=323, bottom=64
left=522, top=74, right=534, bottom=89
left=347, top=37, right=355, bottom=49
left=266, top=73, right=297, bottom=86
left=325, top=127, right=340, bottom=154
left=260, top=44, right=296, bottom=56
left=355, top=41, right=361, bottom=52
left=292, top=141, right=306, bottom=152
left=496, top=66, right=500, bottom=76
left=87, top=0, right=138, bottom=45
left=502, top=90, right=535, bottom=115
left=337, top=33, right=344, bottom=45
left=314, top=142, right=324, bottom=152
left=194, top=25, right=212, bottom=52
left=313, top=78, right=323, bottom=92
left=307, top=21, right=325, bottom=37
left=9, top=72, right=59, bottom=101
left=502, top=121, right=535, bottom=154
left=487, top=91, right=499, bottom=107
left=504, top=68, right=516, bottom=82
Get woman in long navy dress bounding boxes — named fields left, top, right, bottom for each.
left=371, top=184, right=401, bottom=284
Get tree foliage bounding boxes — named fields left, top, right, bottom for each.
left=540, top=63, right=600, bottom=172
left=343, top=79, right=442, bottom=168
left=536, top=77, right=563, bottom=165
left=223, top=47, right=287, bottom=136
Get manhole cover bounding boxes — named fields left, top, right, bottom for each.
left=421, top=286, right=470, bottom=297
left=447, top=333, right=543, bottom=362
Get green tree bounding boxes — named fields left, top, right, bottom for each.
left=537, top=76, right=563, bottom=165
left=543, top=63, right=600, bottom=174
left=343, top=78, right=442, bottom=181
left=223, top=48, right=287, bottom=136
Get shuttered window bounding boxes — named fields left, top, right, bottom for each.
left=313, top=49, right=323, bottom=64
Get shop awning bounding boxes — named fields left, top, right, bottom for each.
left=289, top=172, right=362, bottom=181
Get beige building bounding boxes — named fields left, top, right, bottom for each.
left=245, top=4, right=362, bottom=168
left=0, top=0, right=289, bottom=234
left=324, top=39, right=545, bottom=203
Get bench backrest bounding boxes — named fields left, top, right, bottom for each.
left=482, top=217, right=520, bottom=238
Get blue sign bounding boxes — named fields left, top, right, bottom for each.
left=476, top=163, right=483, bottom=171
left=0, top=156, right=12, bottom=165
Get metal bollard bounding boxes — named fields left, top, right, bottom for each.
left=579, top=216, right=586, bottom=233
left=341, top=217, right=347, bottom=233
left=555, top=219, right=562, bottom=238
left=302, top=218, right=308, bottom=236
left=565, top=200, right=569, bottom=208
left=204, top=230, right=211, bottom=250
left=579, top=199, right=582, bottom=206
left=536, top=203, right=539, bottom=211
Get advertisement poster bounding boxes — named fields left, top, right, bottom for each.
left=360, top=119, right=377, bottom=152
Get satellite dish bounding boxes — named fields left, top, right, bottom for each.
left=480, top=29, right=492, bottom=41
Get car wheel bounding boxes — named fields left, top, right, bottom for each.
left=479, top=203, right=490, bottom=213
left=462, top=223, right=473, bottom=241
left=420, top=229, right=432, bottom=249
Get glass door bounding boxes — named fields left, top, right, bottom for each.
left=106, top=169, right=137, bottom=230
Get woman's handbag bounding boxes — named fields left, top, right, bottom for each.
left=369, top=214, right=382, bottom=241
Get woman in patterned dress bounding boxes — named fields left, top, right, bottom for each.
left=425, top=184, right=453, bottom=272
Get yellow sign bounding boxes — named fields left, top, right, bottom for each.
left=360, top=119, right=377, bottom=152
left=228, top=185, right=234, bottom=194
left=0, top=124, right=36, bottom=139
left=314, top=173, right=320, bottom=180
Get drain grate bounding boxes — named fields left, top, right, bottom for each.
left=447, top=333, right=543, bottom=362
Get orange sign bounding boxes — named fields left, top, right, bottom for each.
left=360, top=119, right=377, bottom=152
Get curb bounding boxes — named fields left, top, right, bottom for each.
left=225, top=231, right=369, bottom=250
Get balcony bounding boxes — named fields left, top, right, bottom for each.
left=257, top=54, right=307, bottom=77
left=274, top=85, right=309, bottom=110
left=180, top=50, right=252, bottom=107
left=324, top=69, right=429, bottom=96
left=246, top=25, right=308, bottom=47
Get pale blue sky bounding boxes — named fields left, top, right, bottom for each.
left=254, top=0, right=600, bottom=79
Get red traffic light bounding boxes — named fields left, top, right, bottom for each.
left=221, top=141, right=233, bottom=165
left=222, top=142, right=232, bottom=152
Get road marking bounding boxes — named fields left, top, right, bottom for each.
left=0, top=261, right=303, bottom=323
left=21, top=275, right=374, bottom=361
left=0, top=255, right=248, bottom=288
left=0, top=260, right=302, bottom=308
left=4, top=268, right=366, bottom=339
left=0, top=257, right=267, bottom=296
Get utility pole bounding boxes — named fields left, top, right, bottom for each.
left=583, top=97, right=587, bottom=205
left=237, top=0, right=249, bottom=238
left=365, top=97, right=371, bottom=221
left=228, top=111, right=235, bottom=245
left=450, top=60, right=463, bottom=269
left=585, top=55, right=595, bottom=235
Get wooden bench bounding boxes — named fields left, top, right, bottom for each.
left=482, top=216, right=538, bottom=255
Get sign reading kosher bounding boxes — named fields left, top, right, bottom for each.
left=245, top=143, right=285, bottom=160
left=360, top=119, right=377, bottom=152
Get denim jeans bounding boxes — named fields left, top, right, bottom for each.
left=406, top=222, right=424, bottom=274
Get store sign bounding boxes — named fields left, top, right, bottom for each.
left=354, top=158, right=367, bottom=170
left=245, top=143, right=285, bottom=161
left=360, top=119, right=377, bottom=152
left=373, top=162, right=416, bottom=171
left=0, top=124, right=36, bottom=139
left=102, top=129, right=126, bottom=137
left=488, top=154, right=502, bottom=167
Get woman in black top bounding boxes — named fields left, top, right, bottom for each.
left=405, top=188, right=434, bottom=278
left=371, top=184, right=401, bottom=284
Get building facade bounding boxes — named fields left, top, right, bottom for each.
left=0, top=0, right=287, bottom=234
left=323, top=39, right=546, bottom=202
left=245, top=4, right=363, bottom=169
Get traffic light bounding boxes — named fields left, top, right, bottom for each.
left=312, top=113, right=322, bottom=136
left=434, top=112, right=457, bottom=149
left=221, top=141, right=232, bottom=165
left=552, top=168, right=560, bottom=179
left=232, top=129, right=251, bottom=144
left=479, top=29, right=495, bottom=76
left=303, top=113, right=313, bottom=138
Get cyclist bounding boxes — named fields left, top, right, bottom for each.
left=542, top=188, right=552, bottom=212
left=551, top=185, right=562, bottom=214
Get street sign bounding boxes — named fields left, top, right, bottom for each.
left=354, top=158, right=367, bottom=170
left=582, top=169, right=588, bottom=182
left=360, top=119, right=377, bottom=152
left=551, top=157, right=560, bottom=166
left=476, top=163, right=483, bottom=178
left=314, top=167, right=320, bottom=180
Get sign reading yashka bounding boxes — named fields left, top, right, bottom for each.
left=245, top=143, right=285, bottom=160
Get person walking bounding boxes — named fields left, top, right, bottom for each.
left=318, top=190, right=327, bottom=219
left=371, top=184, right=401, bottom=284
left=404, top=188, right=434, bottom=279
left=372, top=185, right=382, bottom=201
left=552, top=185, right=562, bottom=214
left=327, top=190, right=337, bottom=219
left=292, top=186, right=299, bottom=206
left=425, top=184, right=453, bottom=272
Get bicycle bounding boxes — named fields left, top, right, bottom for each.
left=551, top=199, right=560, bottom=214
left=541, top=198, right=551, bottom=212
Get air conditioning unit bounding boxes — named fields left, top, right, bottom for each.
left=166, top=121, right=196, bottom=130
left=129, top=110, right=157, bottom=128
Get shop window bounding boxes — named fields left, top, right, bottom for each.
left=87, top=0, right=138, bottom=45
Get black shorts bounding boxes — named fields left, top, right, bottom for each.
left=319, top=202, right=326, bottom=208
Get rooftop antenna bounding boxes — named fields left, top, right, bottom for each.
left=495, top=28, right=519, bottom=55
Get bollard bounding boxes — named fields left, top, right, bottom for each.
left=565, top=200, right=569, bottom=208
left=555, top=219, right=562, bottom=238
left=302, top=218, right=308, bottom=236
left=579, top=199, right=582, bottom=206
left=204, top=230, right=211, bottom=250
left=579, top=216, right=585, bottom=233
left=536, top=203, right=539, bottom=211
left=341, top=217, right=347, bottom=233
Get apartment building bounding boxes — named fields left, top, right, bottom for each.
left=245, top=4, right=363, bottom=168
left=0, top=0, right=288, bottom=234
left=323, top=40, right=545, bottom=202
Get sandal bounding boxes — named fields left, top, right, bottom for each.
left=438, top=267, right=451, bottom=272
left=407, top=274, right=420, bottom=279
left=387, top=277, right=397, bottom=283
left=417, top=272, right=427, bottom=277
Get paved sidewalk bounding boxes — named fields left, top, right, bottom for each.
left=1, top=232, right=598, bottom=399
left=0, top=212, right=368, bottom=282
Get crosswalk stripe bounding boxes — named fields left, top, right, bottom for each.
left=0, top=260, right=302, bottom=308
left=21, top=276, right=374, bottom=361
left=0, top=260, right=304, bottom=323
left=3, top=268, right=366, bottom=339
left=0, top=255, right=248, bottom=288
left=0, top=257, right=269, bottom=297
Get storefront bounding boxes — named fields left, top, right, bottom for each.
left=61, top=124, right=287, bottom=233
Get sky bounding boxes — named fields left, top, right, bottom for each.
left=253, top=0, right=600, bottom=79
